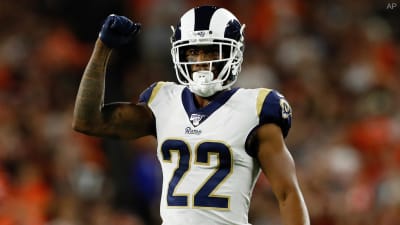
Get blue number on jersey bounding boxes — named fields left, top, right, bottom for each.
left=161, top=139, right=190, bottom=206
left=161, top=139, right=232, bottom=209
left=194, top=142, right=231, bottom=208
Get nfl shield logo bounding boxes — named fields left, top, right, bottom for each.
left=190, top=114, right=206, bottom=126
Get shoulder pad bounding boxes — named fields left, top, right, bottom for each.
left=258, top=89, right=292, bottom=137
left=138, top=82, right=167, bottom=104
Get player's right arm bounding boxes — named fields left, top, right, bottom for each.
left=72, top=15, right=154, bottom=139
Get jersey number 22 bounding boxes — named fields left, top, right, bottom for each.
left=161, top=139, right=232, bottom=209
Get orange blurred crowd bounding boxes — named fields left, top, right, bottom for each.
left=0, top=0, right=399, bottom=225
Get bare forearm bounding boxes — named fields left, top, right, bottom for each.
left=279, top=189, right=310, bottom=225
left=73, top=39, right=112, bottom=128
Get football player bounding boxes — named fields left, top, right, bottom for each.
left=73, top=5, right=310, bottom=225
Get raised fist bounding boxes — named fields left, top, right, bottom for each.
left=99, top=14, right=141, bottom=48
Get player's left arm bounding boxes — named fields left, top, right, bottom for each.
left=256, top=123, right=310, bottom=225
left=250, top=90, right=310, bottom=225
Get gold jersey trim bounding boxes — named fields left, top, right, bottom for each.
left=256, top=88, right=272, bottom=116
left=148, top=82, right=166, bottom=105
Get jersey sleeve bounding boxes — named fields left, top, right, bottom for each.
left=138, top=82, right=165, bottom=105
left=258, top=89, right=292, bottom=138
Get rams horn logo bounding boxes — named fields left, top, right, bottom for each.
left=280, top=99, right=292, bottom=119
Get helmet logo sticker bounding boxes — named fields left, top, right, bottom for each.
left=193, top=30, right=213, bottom=38
left=194, top=31, right=206, bottom=37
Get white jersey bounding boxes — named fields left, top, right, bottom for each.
left=139, top=82, right=291, bottom=225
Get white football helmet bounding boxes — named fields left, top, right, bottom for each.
left=171, top=5, right=245, bottom=97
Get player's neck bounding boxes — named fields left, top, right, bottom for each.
left=194, top=95, right=211, bottom=108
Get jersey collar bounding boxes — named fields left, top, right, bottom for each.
left=181, top=87, right=239, bottom=127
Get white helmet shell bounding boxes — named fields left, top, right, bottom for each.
left=171, top=5, right=245, bottom=97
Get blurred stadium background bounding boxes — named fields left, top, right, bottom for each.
left=0, top=0, right=399, bottom=224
